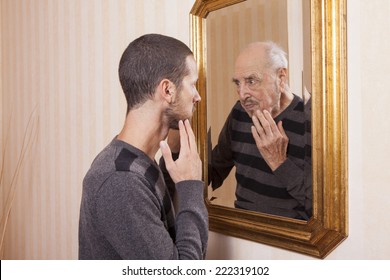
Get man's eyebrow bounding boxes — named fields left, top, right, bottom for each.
left=232, top=74, right=259, bottom=82
left=245, top=74, right=259, bottom=80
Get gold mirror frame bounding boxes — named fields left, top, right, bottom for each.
left=190, top=0, right=347, bottom=258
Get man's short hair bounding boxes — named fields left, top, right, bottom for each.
left=119, top=34, right=193, bottom=113
left=263, top=41, right=288, bottom=71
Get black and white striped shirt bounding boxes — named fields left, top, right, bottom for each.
left=211, top=94, right=312, bottom=220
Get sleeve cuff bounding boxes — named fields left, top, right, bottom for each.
left=273, top=158, right=303, bottom=191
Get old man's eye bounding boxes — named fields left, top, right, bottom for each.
left=232, top=79, right=240, bottom=87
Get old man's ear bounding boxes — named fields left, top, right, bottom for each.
left=277, top=68, right=288, bottom=89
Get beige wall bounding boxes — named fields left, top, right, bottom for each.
left=0, top=0, right=195, bottom=260
left=1, top=0, right=390, bottom=260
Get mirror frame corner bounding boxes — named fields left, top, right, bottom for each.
left=191, top=0, right=348, bottom=258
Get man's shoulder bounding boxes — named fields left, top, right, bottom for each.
left=90, top=139, right=156, bottom=174
left=114, top=146, right=139, bottom=172
left=83, top=140, right=153, bottom=189
left=114, top=146, right=162, bottom=191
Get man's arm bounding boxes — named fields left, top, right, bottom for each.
left=272, top=158, right=312, bottom=218
left=159, top=119, right=209, bottom=258
left=96, top=173, right=207, bottom=259
left=209, top=112, right=235, bottom=189
left=251, top=109, right=312, bottom=217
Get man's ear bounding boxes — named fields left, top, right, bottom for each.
left=277, top=68, right=288, bottom=89
left=159, top=79, right=176, bottom=103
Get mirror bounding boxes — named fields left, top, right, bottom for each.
left=190, top=0, right=347, bottom=258
left=204, top=0, right=312, bottom=220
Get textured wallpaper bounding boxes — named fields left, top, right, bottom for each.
left=0, top=0, right=194, bottom=260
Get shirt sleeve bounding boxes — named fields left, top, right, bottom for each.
left=209, top=110, right=235, bottom=189
left=95, top=172, right=208, bottom=259
left=273, top=99, right=313, bottom=219
left=273, top=158, right=312, bottom=211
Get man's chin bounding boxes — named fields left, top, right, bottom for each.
left=168, top=118, right=187, bottom=130
left=169, top=117, right=193, bottom=130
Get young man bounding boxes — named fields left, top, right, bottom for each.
left=79, top=34, right=208, bottom=259
left=210, top=41, right=312, bottom=220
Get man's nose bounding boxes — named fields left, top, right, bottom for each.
left=194, top=89, right=201, bottom=103
left=237, top=83, right=250, bottom=99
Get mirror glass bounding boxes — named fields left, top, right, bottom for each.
left=206, top=0, right=312, bottom=220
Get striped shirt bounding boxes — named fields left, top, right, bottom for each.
left=210, top=94, right=312, bottom=220
left=79, top=139, right=208, bottom=259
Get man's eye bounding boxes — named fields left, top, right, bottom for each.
left=247, top=78, right=261, bottom=87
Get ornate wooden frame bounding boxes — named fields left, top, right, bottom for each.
left=190, top=0, right=348, bottom=258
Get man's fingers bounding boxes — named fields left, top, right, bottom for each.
left=278, top=120, right=288, bottom=138
left=263, top=110, right=278, bottom=134
left=251, top=125, right=261, bottom=145
left=256, top=110, right=273, bottom=135
left=178, top=120, right=189, bottom=153
left=161, top=121, right=202, bottom=183
left=184, top=119, right=196, bottom=151
left=252, top=112, right=264, bottom=138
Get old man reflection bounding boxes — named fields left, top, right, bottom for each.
left=209, top=41, right=312, bottom=220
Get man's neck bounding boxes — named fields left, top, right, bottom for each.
left=278, top=90, right=294, bottom=116
left=117, top=101, right=168, bottom=160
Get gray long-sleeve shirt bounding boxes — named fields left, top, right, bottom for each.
left=79, top=139, right=208, bottom=259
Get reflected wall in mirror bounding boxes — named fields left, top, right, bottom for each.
left=191, top=0, right=348, bottom=258
left=206, top=0, right=312, bottom=220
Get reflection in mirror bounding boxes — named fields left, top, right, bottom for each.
left=206, top=0, right=312, bottom=220
left=191, top=0, right=348, bottom=258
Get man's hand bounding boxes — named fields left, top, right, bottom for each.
left=251, top=110, right=289, bottom=171
left=160, top=119, right=202, bottom=183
